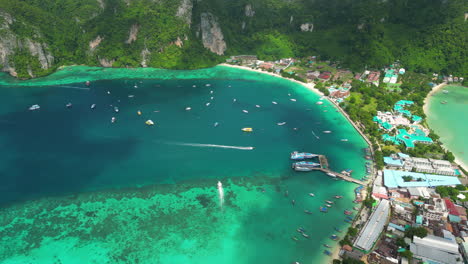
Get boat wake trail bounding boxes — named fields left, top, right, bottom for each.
left=170, top=142, right=254, bottom=150
left=311, top=130, right=320, bottom=139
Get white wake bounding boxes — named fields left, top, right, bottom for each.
left=171, top=142, right=254, bottom=150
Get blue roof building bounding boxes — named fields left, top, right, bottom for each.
left=383, top=169, right=461, bottom=189
left=384, top=157, right=404, bottom=167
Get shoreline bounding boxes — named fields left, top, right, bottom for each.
left=221, top=63, right=371, bottom=263
left=423, top=83, right=468, bottom=171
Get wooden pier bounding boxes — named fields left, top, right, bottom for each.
left=313, top=155, right=364, bottom=185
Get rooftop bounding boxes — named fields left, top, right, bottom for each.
left=383, top=170, right=461, bottom=188
left=354, top=199, right=390, bottom=251
left=410, top=235, right=462, bottom=264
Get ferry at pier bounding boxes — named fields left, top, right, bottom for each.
left=292, top=161, right=320, bottom=171
left=290, top=151, right=318, bottom=160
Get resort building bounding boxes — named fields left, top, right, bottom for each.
left=383, top=69, right=399, bottom=84
left=227, top=55, right=257, bottom=65
left=410, top=235, right=463, bottom=264
left=383, top=154, right=458, bottom=176
left=382, top=129, right=433, bottom=148
left=354, top=199, right=390, bottom=251
left=383, top=170, right=461, bottom=189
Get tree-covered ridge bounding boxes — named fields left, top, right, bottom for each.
left=0, top=0, right=466, bottom=78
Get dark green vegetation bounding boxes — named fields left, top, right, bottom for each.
left=339, top=227, right=359, bottom=247
left=436, top=185, right=468, bottom=201
left=0, top=0, right=466, bottom=78
left=404, top=226, right=428, bottom=239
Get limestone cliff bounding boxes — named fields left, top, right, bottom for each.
left=200, top=13, right=227, bottom=55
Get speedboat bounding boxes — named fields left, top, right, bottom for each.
left=111, top=117, right=116, bottom=123
left=324, top=244, right=331, bottom=248
left=326, top=200, right=334, bottom=204
left=344, top=210, right=352, bottom=215
left=145, top=120, right=154, bottom=126
left=340, top=139, right=348, bottom=142
left=242, top=127, right=253, bottom=132
left=137, top=110, right=142, bottom=115
left=66, top=103, right=72, bottom=108
left=210, top=97, right=214, bottom=100
left=233, top=98, right=237, bottom=102
left=185, top=107, right=191, bottom=111
left=290, top=98, right=297, bottom=102
left=114, top=106, right=119, bottom=113
left=277, top=122, right=286, bottom=126
left=443, top=90, right=449, bottom=94
left=292, top=236, right=299, bottom=242
left=309, top=193, right=315, bottom=197
left=334, top=195, right=343, bottom=199
left=323, top=130, right=332, bottom=133
left=302, top=233, right=310, bottom=238
left=206, top=102, right=211, bottom=106
left=128, top=95, right=135, bottom=98
left=107, top=91, right=111, bottom=94
left=316, top=101, right=323, bottom=105
left=272, top=101, right=278, bottom=105
left=91, top=104, right=96, bottom=109
left=327, top=173, right=336, bottom=178
left=325, top=204, right=332, bottom=208
left=29, top=104, right=40, bottom=111
left=298, top=227, right=306, bottom=232
left=214, top=122, right=219, bottom=127
left=242, top=110, right=249, bottom=113
left=209, top=89, right=213, bottom=93
left=192, top=85, right=196, bottom=87
left=304, top=210, right=313, bottom=215
left=255, top=105, right=261, bottom=108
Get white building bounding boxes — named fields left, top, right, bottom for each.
left=410, top=235, right=462, bottom=264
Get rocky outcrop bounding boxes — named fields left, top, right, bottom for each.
left=465, top=13, right=468, bottom=21
left=300, top=23, right=314, bottom=32
left=245, top=4, right=255, bottom=17
left=89, top=36, right=103, bottom=51
left=200, top=12, right=226, bottom=55
left=141, top=48, right=150, bottom=67
left=99, top=58, right=115, bottom=67
left=126, top=24, right=139, bottom=44
left=172, top=36, right=183, bottom=47
left=25, top=39, right=54, bottom=69
left=176, top=0, right=193, bottom=25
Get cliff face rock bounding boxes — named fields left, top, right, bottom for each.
left=141, top=48, right=150, bottom=67
left=25, top=39, right=54, bottom=69
left=126, top=24, right=139, bottom=44
left=176, top=0, right=193, bottom=25
left=89, top=36, right=103, bottom=51
left=99, top=58, right=115, bottom=67
left=300, top=23, right=314, bottom=32
left=245, top=4, right=255, bottom=17
left=200, top=12, right=226, bottom=55
left=0, top=11, right=17, bottom=76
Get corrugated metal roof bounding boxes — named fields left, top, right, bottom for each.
left=354, top=199, right=390, bottom=251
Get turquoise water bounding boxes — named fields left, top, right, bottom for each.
left=0, top=66, right=368, bottom=264
left=426, top=85, right=468, bottom=169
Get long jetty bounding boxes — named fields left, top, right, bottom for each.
left=314, top=155, right=364, bottom=185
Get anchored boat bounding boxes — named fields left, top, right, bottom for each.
left=290, top=151, right=318, bottom=160
left=242, top=127, right=253, bottom=132
left=29, top=104, right=40, bottom=111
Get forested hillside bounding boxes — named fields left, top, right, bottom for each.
left=0, top=0, right=466, bottom=78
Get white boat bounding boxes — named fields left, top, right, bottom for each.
left=206, top=102, right=211, bottom=106
left=272, top=101, right=278, bottom=105
left=288, top=93, right=291, bottom=96
left=341, top=139, right=349, bottom=142
left=255, top=105, right=261, bottom=108
left=185, top=107, right=191, bottom=111
left=233, top=98, right=237, bottom=102
left=210, top=97, right=214, bottom=100
left=107, top=91, right=111, bottom=94
left=309, top=193, right=315, bottom=197
left=114, top=107, right=119, bottom=113
left=443, top=90, right=449, bottom=94
left=242, top=110, right=249, bottom=113
left=214, top=122, right=219, bottom=127
left=327, top=173, right=336, bottom=178
left=128, top=95, right=135, bottom=98
left=290, top=99, right=297, bottom=102
left=91, top=104, right=96, bottom=109
left=207, top=84, right=212, bottom=87
left=316, top=101, right=323, bottom=105
left=134, top=85, right=138, bottom=88
left=111, top=117, right=116, bottom=123
left=192, top=85, right=196, bottom=87
left=145, top=120, right=154, bottom=126
left=210, top=90, right=213, bottom=94
left=323, top=130, right=332, bottom=134
left=66, top=103, right=72, bottom=108
left=277, top=122, right=286, bottom=126
left=29, top=104, right=40, bottom=111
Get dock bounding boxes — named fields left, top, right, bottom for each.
left=296, top=154, right=364, bottom=185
